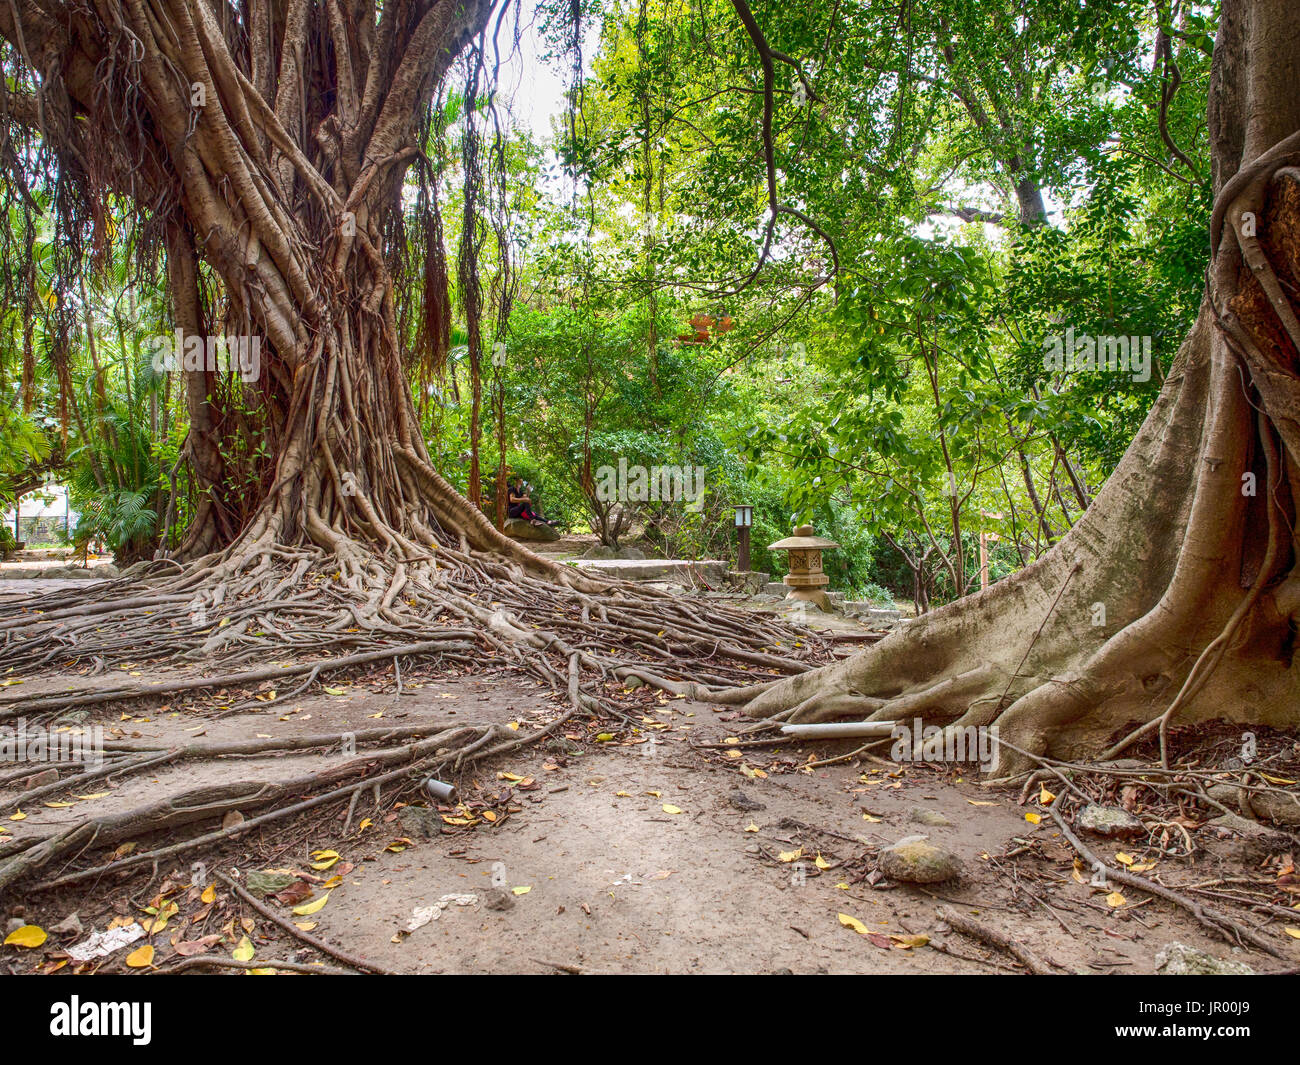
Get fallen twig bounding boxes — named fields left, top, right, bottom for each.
left=217, top=871, right=394, bottom=975
left=936, top=905, right=1061, bottom=975
left=1048, top=802, right=1289, bottom=958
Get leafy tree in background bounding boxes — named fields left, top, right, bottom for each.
left=4, top=0, right=1298, bottom=803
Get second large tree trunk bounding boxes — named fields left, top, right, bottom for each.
left=743, top=0, right=1300, bottom=775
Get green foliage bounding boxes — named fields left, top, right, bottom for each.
left=4, top=0, right=1218, bottom=605
left=408, top=0, right=1215, bottom=609
left=65, top=386, right=163, bottom=558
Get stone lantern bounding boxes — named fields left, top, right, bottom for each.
left=768, top=524, right=840, bottom=611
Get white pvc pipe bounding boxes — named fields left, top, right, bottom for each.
left=425, top=777, right=458, bottom=801
left=779, top=721, right=895, bottom=739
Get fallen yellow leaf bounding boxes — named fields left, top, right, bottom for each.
left=4, top=925, right=47, bottom=948
left=889, top=933, right=930, bottom=949
left=125, top=944, right=154, bottom=968
left=293, top=891, right=331, bottom=916
left=838, top=913, right=870, bottom=934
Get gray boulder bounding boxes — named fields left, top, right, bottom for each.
left=1076, top=804, right=1145, bottom=837
left=1155, top=942, right=1254, bottom=976
left=398, top=805, right=444, bottom=838
left=877, top=834, right=962, bottom=883
left=504, top=518, right=561, bottom=543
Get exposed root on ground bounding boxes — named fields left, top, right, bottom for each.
left=728, top=141, right=1300, bottom=782
left=0, top=494, right=828, bottom=898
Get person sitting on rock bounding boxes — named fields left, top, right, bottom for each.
left=507, top=478, right=558, bottom=527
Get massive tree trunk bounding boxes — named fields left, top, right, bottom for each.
left=0, top=0, right=742, bottom=726
left=4, top=0, right=1298, bottom=789
left=744, top=0, right=1300, bottom=776
left=0, top=0, right=600, bottom=589
left=0, top=2, right=828, bottom=741
left=0, top=3, right=830, bottom=895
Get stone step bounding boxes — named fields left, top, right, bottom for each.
left=570, top=558, right=729, bottom=587
left=763, top=582, right=846, bottom=603
left=724, top=571, right=770, bottom=595
left=841, top=602, right=902, bottom=624
left=0, top=564, right=117, bottom=580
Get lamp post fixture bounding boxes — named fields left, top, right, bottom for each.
left=768, top=523, right=840, bottom=612
left=734, top=504, right=753, bottom=572
left=979, top=510, right=1004, bottom=590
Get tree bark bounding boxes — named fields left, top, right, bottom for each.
left=0, top=0, right=599, bottom=581
left=744, top=0, right=1300, bottom=775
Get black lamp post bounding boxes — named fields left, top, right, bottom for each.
left=734, top=505, right=753, bottom=571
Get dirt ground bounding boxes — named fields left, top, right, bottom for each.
left=3, top=586, right=1297, bottom=976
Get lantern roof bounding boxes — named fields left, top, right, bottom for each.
left=768, top=524, right=840, bottom=551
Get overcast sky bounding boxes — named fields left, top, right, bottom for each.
left=494, top=1, right=600, bottom=139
